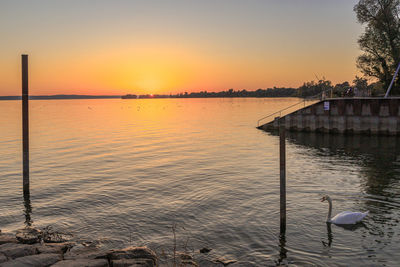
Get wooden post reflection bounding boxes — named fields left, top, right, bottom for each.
left=23, top=189, right=32, bottom=226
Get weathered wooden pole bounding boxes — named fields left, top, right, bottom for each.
left=22, top=54, right=29, bottom=194
left=279, top=118, right=286, bottom=234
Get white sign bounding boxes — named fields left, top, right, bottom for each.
left=324, top=101, right=330, bottom=111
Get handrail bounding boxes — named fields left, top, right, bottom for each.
left=256, top=92, right=326, bottom=127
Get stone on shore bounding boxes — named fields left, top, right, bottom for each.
left=16, top=228, right=42, bottom=244
left=63, top=244, right=108, bottom=260
left=0, top=235, right=17, bottom=246
left=0, top=243, right=37, bottom=259
left=0, top=253, right=8, bottom=264
left=50, top=259, right=108, bottom=267
left=112, top=258, right=156, bottom=267
left=34, top=242, right=74, bottom=254
left=0, top=253, right=61, bottom=267
left=108, top=246, right=157, bottom=267
left=42, top=228, right=73, bottom=244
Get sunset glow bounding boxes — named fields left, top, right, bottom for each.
left=0, top=0, right=363, bottom=96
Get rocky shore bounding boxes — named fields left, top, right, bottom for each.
left=0, top=227, right=160, bottom=267
left=0, top=228, right=238, bottom=267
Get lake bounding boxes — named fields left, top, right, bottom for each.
left=1, top=98, right=400, bottom=266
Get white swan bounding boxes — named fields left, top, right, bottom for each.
left=321, top=195, right=368, bottom=224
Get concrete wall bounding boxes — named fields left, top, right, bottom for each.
left=259, top=98, right=400, bottom=135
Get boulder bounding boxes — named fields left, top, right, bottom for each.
left=111, top=258, right=154, bottom=267
left=108, top=247, right=157, bottom=267
left=0, top=243, right=37, bottom=259
left=50, top=259, right=109, bottom=267
left=0, top=235, right=18, bottom=245
left=0, top=253, right=8, bottom=264
left=33, top=242, right=74, bottom=255
left=16, top=228, right=42, bottom=244
left=63, top=245, right=108, bottom=260
left=42, top=228, right=72, bottom=244
left=0, top=253, right=61, bottom=267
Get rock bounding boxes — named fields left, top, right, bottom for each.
left=50, top=259, right=109, bottom=267
left=16, top=227, right=42, bottom=244
left=0, top=243, right=37, bottom=259
left=111, top=258, right=155, bottom=267
left=199, top=247, right=212, bottom=254
left=176, top=252, right=198, bottom=266
left=63, top=245, right=108, bottom=260
left=0, top=253, right=61, bottom=267
left=108, top=247, right=157, bottom=267
left=42, top=228, right=73, bottom=244
left=215, top=257, right=237, bottom=266
left=178, top=252, right=193, bottom=260
left=33, top=242, right=74, bottom=254
left=0, top=234, right=18, bottom=245
left=0, top=253, right=8, bottom=264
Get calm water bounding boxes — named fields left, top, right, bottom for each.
left=1, top=98, right=400, bottom=266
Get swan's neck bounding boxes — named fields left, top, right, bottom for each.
left=327, top=198, right=332, bottom=222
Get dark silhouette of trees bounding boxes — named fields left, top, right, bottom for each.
left=297, top=79, right=333, bottom=98
left=333, top=82, right=351, bottom=97
left=354, top=0, right=400, bottom=95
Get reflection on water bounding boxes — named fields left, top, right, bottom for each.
left=1, top=99, right=400, bottom=266
left=322, top=223, right=333, bottom=248
left=23, top=188, right=32, bottom=227
left=283, top=131, right=400, bottom=266
left=276, top=233, right=287, bottom=266
left=285, top=132, right=400, bottom=198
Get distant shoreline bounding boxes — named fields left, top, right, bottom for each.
left=0, top=95, right=121, bottom=100
left=0, top=95, right=302, bottom=100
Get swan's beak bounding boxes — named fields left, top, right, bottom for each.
left=320, top=197, right=325, bottom=202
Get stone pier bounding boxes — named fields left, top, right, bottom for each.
left=258, top=98, right=400, bottom=135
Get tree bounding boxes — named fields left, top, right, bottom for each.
left=297, top=79, right=333, bottom=98
left=354, top=0, right=400, bottom=95
left=353, top=76, right=370, bottom=96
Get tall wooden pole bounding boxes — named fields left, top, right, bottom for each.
left=279, top=118, right=286, bottom=234
left=22, top=55, right=29, bottom=194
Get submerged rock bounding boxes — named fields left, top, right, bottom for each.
left=16, top=227, right=42, bottom=244
left=199, top=247, right=212, bottom=254
left=215, top=257, right=237, bottom=266
left=42, top=226, right=73, bottom=243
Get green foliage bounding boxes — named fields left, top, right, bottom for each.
left=354, top=0, right=400, bottom=95
left=297, top=79, right=333, bottom=98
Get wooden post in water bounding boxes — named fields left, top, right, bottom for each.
left=279, top=118, right=286, bottom=234
left=22, top=55, right=29, bottom=194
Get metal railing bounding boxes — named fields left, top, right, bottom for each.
left=257, top=92, right=326, bottom=127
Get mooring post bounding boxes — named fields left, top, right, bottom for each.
left=22, top=54, right=29, bottom=194
left=279, top=118, right=286, bottom=234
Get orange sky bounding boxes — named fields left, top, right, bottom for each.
left=0, top=0, right=363, bottom=96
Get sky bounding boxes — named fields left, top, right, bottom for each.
left=0, top=0, right=363, bottom=96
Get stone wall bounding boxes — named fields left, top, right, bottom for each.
left=259, top=98, right=400, bottom=135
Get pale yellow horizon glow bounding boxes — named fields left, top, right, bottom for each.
left=0, top=0, right=363, bottom=96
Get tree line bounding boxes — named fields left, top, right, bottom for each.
left=123, top=76, right=385, bottom=99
